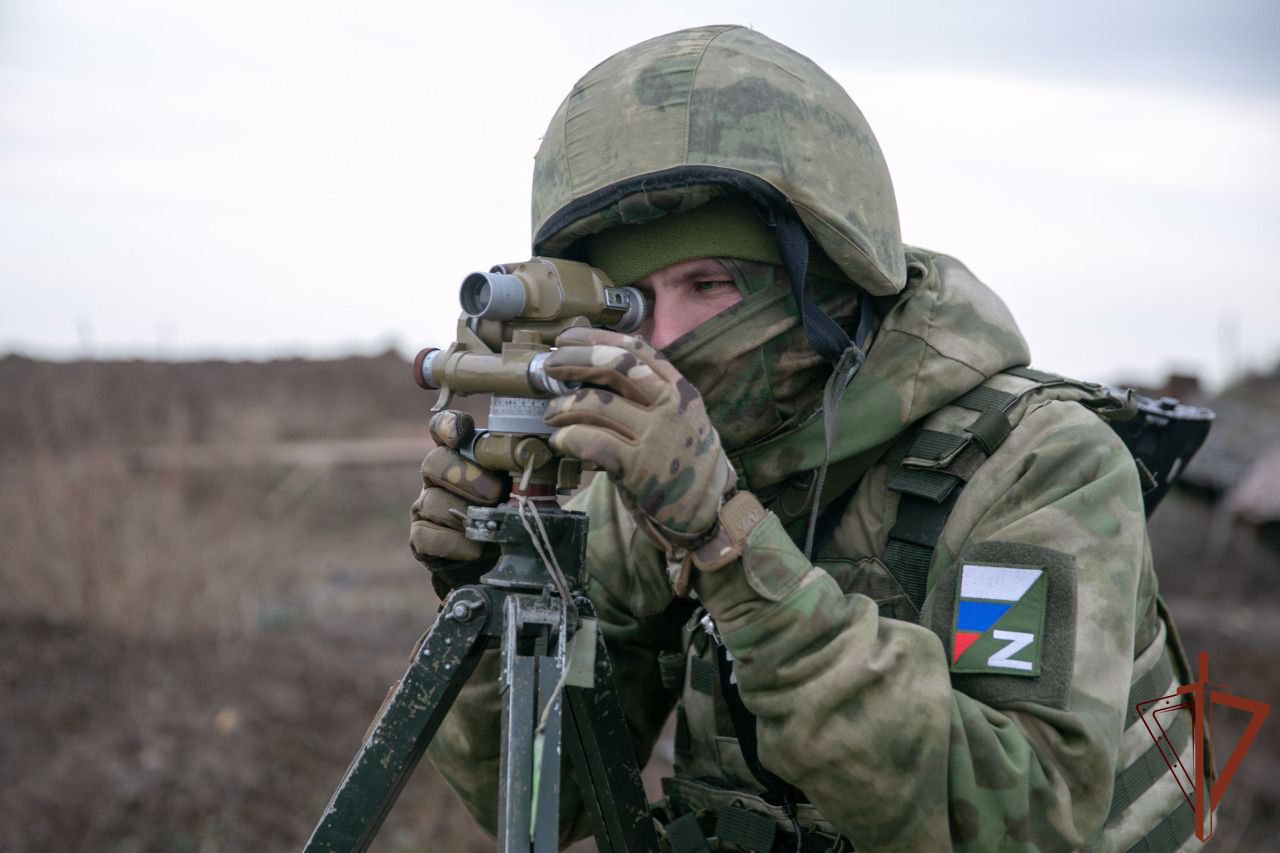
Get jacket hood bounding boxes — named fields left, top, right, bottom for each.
left=530, top=25, right=906, bottom=296
left=736, top=249, right=1032, bottom=491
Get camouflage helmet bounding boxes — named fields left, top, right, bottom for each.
left=531, top=25, right=906, bottom=296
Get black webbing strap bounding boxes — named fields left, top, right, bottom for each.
left=881, top=377, right=1032, bottom=614
left=882, top=487, right=962, bottom=612
left=665, top=801, right=846, bottom=853
left=664, top=812, right=712, bottom=853
left=965, top=409, right=1013, bottom=456
left=774, top=214, right=852, bottom=363
left=953, top=385, right=1016, bottom=412
left=660, top=597, right=805, bottom=811
left=713, top=642, right=806, bottom=808
left=690, top=655, right=717, bottom=695
left=663, top=596, right=698, bottom=646
left=674, top=705, right=692, bottom=754
left=715, top=804, right=849, bottom=853
left=658, top=651, right=687, bottom=692
left=715, top=804, right=777, bottom=852
left=888, top=468, right=962, bottom=503
left=1006, top=365, right=1064, bottom=383
left=907, top=429, right=968, bottom=461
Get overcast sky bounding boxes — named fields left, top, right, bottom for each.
left=2, top=0, right=1278, bottom=389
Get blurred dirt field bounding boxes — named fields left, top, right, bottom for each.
left=0, top=352, right=1275, bottom=852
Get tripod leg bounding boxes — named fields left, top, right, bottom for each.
left=563, top=597, right=661, bottom=853
left=497, top=596, right=536, bottom=851
left=496, top=596, right=567, bottom=852
left=532, top=645, right=563, bottom=851
left=303, top=586, right=495, bottom=853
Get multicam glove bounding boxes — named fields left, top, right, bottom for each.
left=542, top=327, right=737, bottom=555
left=409, top=410, right=508, bottom=598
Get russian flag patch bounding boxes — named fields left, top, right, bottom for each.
left=951, top=564, right=1047, bottom=676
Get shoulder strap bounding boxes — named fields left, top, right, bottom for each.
left=881, top=366, right=1064, bottom=614
left=671, top=599, right=809, bottom=810
left=881, top=366, right=1215, bottom=615
left=713, top=641, right=806, bottom=808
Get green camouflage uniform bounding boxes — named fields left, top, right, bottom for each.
left=427, top=25, right=1203, bottom=852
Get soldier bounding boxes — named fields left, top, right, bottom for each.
left=410, top=26, right=1203, bottom=852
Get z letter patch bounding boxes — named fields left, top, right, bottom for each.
left=951, top=564, right=1046, bottom=677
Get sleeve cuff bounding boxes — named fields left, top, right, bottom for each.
left=694, top=511, right=815, bottom=631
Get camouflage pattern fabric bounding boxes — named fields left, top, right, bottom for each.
left=731, top=250, right=1029, bottom=494
left=664, top=259, right=859, bottom=453
left=542, top=326, right=736, bottom=549
left=531, top=25, right=907, bottom=297
left=427, top=250, right=1202, bottom=851
left=408, top=410, right=508, bottom=593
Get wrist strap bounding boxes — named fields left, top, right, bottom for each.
left=692, top=491, right=768, bottom=572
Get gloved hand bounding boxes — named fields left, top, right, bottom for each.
left=409, top=410, right=508, bottom=599
left=542, top=327, right=737, bottom=555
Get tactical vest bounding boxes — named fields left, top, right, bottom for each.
left=657, top=368, right=1207, bottom=853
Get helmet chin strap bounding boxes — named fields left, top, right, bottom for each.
left=772, top=211, right=878, bottom=559
left=774, top=214, right=858, bottom=361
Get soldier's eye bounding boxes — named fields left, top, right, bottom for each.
left=693, top=280, right=734, bottom=294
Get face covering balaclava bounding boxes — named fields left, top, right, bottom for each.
left=661, top=259, right=860, bottom=453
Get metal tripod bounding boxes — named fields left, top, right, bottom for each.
left=302, top=495, right=661, bottom=853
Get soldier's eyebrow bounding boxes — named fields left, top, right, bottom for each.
left=634, top=260, right=733, bottom=297
left=668, top=262, right=732, bottom=283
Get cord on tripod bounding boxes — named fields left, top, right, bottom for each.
left=513, top=459, right=574, bottom=738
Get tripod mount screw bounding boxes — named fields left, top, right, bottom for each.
left=449, top=599, right=484, bottom=623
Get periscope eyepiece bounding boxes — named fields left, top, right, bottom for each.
left=460, top=271, right=527, bottom=321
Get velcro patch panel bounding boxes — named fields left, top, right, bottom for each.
left=951, top=564, right=1047, bottom=677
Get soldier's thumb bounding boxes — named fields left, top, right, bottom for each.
left=428, top=409, right=476, bottom=450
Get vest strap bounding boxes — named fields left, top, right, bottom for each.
left=665, top=812, right=712, bottom=853
left=881, top=489, right=961, bottom=612
left=1109, top=710, right=1192, bottom=820
left=1123, top=800, right=1196, bottom=853
left=712, top=640, right=806, bottom=806
left=690, top=655, right=716, bottom=696
left=1006, top=365, right=1064, bottom=383
left=954, top=385, right=1016, bottom=412
left=965, top=409, right=1012, bottom=456
left=886, top=468, right=962, bottom=502
left=716, top=804, right=778, bottom=852
left=908, top=429, right=968, bottom=461
left=1125, top=653, right=1175, bottom=730
left=659, top=650, right=687, bottom=692
left=882, top=372, right=1044, bottom=614
left=675, top=704, right=692, bottom=755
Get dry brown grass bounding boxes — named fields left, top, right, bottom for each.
left=3, top=449, right=261, bottom=635
left=0, top=445, right=426, bottom=636
left=0, top=353, right=499, bottom=852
